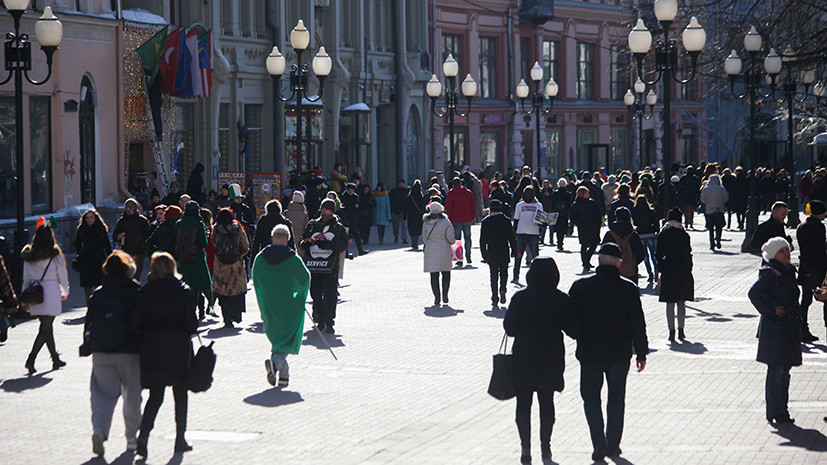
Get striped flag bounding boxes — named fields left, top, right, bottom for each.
left=185, top=28, right=201, bottom=97
left=197, top=29, right=212, bottom=98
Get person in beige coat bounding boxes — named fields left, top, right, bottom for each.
left=211, top=208, right=250, bottom=328
left=285, top=191, right=310, bottom=259
left=422, top=201, right=455, bottom=306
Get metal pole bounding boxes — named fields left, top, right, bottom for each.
left=535, top=94, right=541, bottom=172
left=741, top=62, right=759, bottom=252
left=296, top=51, right=304, bottom=172
left=639, top=110, right=644, bottom=167
left=14, top=49, right=25, bottom=268
left=662, top=26, right=672, bottom=209
left=448, top=77, right=456, bottom=177
left=786, top=83, right=799, bottom=227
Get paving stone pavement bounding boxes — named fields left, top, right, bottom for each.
left=1, top=213, right=827, bottom=465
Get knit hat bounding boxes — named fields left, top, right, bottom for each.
left=667, top=207, right=683, bottom=222
left=429, top=201, right=444, bottom=213
left=292, top=191, right=305, bottom=204
left=489, top=199, right=502, bottom=211
left=320, top=198, right=336, bottom=212
left=124, top=198, right=140, bottom=211
left=557, top=178, right=567, bottom=188
left=762, top=236, right=790, bottom=262
left=809, top=200, right=826, bottom=216
left=598, top=242, right=622, bottom=259
left=346, top=182, right=357, bottom=190
left=228, top=183, right=245, bottom=200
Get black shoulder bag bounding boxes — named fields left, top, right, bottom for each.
left=20, top=257, right=53, bottom=305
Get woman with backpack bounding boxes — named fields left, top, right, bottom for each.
left=601, top=206, right=645, bottom=283
left=211, top=208, right=250, bottom=328
left=656, top=208, right=694, bottom=342
left=131, top=252, right=198, bottom=457
left=631, top=195, right=660, bottom=283
left=85, top=251, right=141, bottom=457
left=74, top=208, right=113, bottom=304
left=23, top=219, right=70, bottom=374
left=175, top=201, right=211, bottom=320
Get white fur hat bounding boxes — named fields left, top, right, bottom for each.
left=429, top=201, right=444, bottom=213
left=761, top=236, right=790, bottom=262
left=557, top=178, right=567, bottom=188
left=292, top=190, right=305, bottom=203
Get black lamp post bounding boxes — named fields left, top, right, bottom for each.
left=628, top=0, right=706, bottom=217
left=724, top=27, right=783, bottom=251
left=1, top=2, right=62, bottom=288
left=266, top=20, right=332, bottom=173
left=516, top=61, right=558, bottom=172
left=427, top=54, right=476, bottom=176
left=624, top=77, right=658, bottom=166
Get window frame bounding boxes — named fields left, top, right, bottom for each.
left=576, top=42, right=594, bottom=100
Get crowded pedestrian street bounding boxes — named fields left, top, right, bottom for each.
left=1, top=214, right=826, bottom=465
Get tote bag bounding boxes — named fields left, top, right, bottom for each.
left=487, top=332, right=516, bottom=400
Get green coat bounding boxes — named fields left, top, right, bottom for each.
left=252, top=245, right=310, bottom=355
left=175, top=215, right=212, bottom=293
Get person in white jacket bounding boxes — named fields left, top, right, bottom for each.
left=699, top=174, right=729, bottom=251
left=23, top=220, right=70, bottom=374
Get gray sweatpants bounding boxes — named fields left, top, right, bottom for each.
left=90, top=352, right=142, bottom=441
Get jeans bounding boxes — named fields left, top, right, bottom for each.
left=580, top=241, right=598, bottom=269
left=453, top=222, right=472, bottom=261
left=271, top=352, right=289, bottom=379
left=488, top=263, right=508, bottom=303
left=310, top=273, right=339, bottom=327
left=666, top=301, right=686, bottom=331
left=515, top=388, right=555, bottom=448
left=90, top=353, right=142, bottom=441
left=640, top=234, right=658, bottom=277
left=514, top=234, right=539, bottom=280
left=140, top=385, right=188, bottom=442
left=765, top=365, right=791, bottom=420
left=580, top=361, right=630, bottom=451
left=391, top=213, right=408, bottom=242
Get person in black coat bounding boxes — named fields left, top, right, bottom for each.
left=631, top=195, right=660, bottom=283
left=656, top=208, right=694, bottom=342
left=185, top=162, right=206, bottom=205
left=794, top=200, right=826, bottom=343
left=389, top=179, right=410, bottom=243
left=252, top=199, right=294, bottom=256
left=550, top=179, right=572, bottom=251
left=750, top=201, right=794, bottom=252
left=340, top=183, right=368, bottom=255
left=748, top=237, right=801, bottom=424
left=131, top=252, right=198, bottom=457
left=656, top=176, right=681, bottom=220
left=75, top=209, right=113, bottom=304
left=357, top=184, right=376, bottom=245
left=406, top=180, right=426, bottom=249
left=112, top=198, right=151, bottom=281
left=607, top=184, right=634, bottom=225
left=569, top=243, right=648, bottom=461
left=569, top=186, right=603, bottom=273
left=161, top=182, right=183, bottom=209
left=489, top=180, right=513, bottom=217
left=732, top=167, right=749, bottom=229
left=479, top=199, right=517, bottom=306
left=602, top=206, right=645, bottom=283
left=504, top=257, right=579, bottom=463
left=679, top=166, right=701, bottom=228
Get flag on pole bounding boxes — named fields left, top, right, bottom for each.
left=136, top=26, right=168, bottom=86
left=197, top=29, right=212, bottom=98
left=185, top=28, right=202, bottom=98
left=159, top=27, right=181, bottom=94
left=174, top=28, right=193, bottom=97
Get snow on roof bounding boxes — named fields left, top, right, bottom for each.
left=122, top=8, right=167, bottom=25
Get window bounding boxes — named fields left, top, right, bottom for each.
left=542, top=40, right=559, bottom=83
left=0, top=97, right=17, bottom=219
left=443, top=130, right=467, bottom=169
left=576, top=42, right=594, bottom=100
left=221, top=0, right=235, bottom=35
left=174, top=105, right=195, bottom=184
left=577, top=129, right=596, bottom=170
left=520, top=37, right=531, bottom=82
left=244, top=104, right=262, bottom=174
left=610, top=46, right=629, bottom=100
left=218, top=104, right=231, bottom=172
left=681, top=80, right=694, bottom=100
left=610, top=128, right=628, bottom=173
left=480, top=131, right=499, bottom=169
left=30, top=97, right=51, bottom=213
left=544, top=128, right=561, bottom=179
left=443, top=34, right=462, bottom=74
left=479, top=38, right=497, bottom=98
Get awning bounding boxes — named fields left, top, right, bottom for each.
left=342, top=102, right=371, bottom=113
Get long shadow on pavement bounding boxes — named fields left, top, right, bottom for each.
left=302, top=329, right=345, bottom=349
left=78, top=451, right=136, bottom=465
left=483, top=306, right=506, bottom=319
left=801, top=343, right=827, bottom=354
left=609, top=457, right=637, bottom=464
left=244, top=388, right=304, bottom=407
left=424, top=305, right=464, bottom=318
left=669, top=340, right=708, bottom=355
left=203, top=327, right=243, bottom=339
left=245, top=322, right=263, bottom=334
left=0, top=373, right=52, bottom=392
left=771, top=423, right=827, bottom=452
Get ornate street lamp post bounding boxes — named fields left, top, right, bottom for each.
left=724, top=27, right=782, bottom=251
left=266, top=20, right=332, bottom=172
left=427, top=54, right=476, bottom=175
left=624, top=77, right=658, bottom=167
left=516, top=61, right=558, bottom=172
left=628, top=0, right=706, bottom=216
left=1, top=1, right=62, bottom=287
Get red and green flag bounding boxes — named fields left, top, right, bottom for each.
left=136, top=26, right=168, bottom=86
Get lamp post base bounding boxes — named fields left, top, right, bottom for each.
left=741, top=196, right=760, bottom=253
left=11, top=228, right=27, bottom=292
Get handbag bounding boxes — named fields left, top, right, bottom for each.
left=20, top=257, right=53, bottom=306
left=487, top=332, right=516, bottom=400
left=186, top=332, right=216, bottom=393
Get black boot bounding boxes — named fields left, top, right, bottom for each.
left=136, top=435, right=148, bottom=458
left=541, top=443, right=551, bottom=460
left=678, top=328, right=686, bottom=341
left=174, top=437, right=192, bottom=453
left=802, top=326, right=819, bottom=343
left=668, top=330, right=676, bottom=343
left=52, top=355, right=66, bottom=370
left=520, top=445, right=531, bottom=464
left=25, top=355, right=36, bottom=375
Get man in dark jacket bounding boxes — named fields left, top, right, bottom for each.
left=750, top=201, right=794, bottom=252
left=340, top=183, right=368, bottom=256
left=113, top=198, right=150, bottom=281
left=795, top=200, right=826, bottom=342
left=389, top=179, right=409, bottom=243
left=252, top=200, right=294, bottom=255
left=185, top=163, right=206, bottom=205
left=479, top=199, right=518, bottom=306
left=679, top=166, right=701, bottom=228
left=161, top=181, right=183, bottom=208
left=570, top=186, right=603, bottom=273
left=301, top=199, right=349, bottom=333
left=569, top=243, right=648, bottom=461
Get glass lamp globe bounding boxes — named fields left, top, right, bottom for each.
left=545, top=78, right=558, bottom=98
left=35, top=7, right=62, bottom=47
left=426, top=75, right=442, bottom=98
left=624, top=90, right=635, bottom=106
left=654, top=0, right=678, bottom=22
left=682, top=17, right=705, bottom=52
left=516, top=79, right=529, bottom=99
left=628, top=19, right=652, bottom=54
left=290, top=20, right=311, bottom=51
left=744, top=26, right=762, bottom=53
left=312, top=46, right=333, bottom=76
left=724, top=50, right=742, bottom=76
left=443, top=54, right=459, bottom=78
left=646, top=90, right=658, bottom=106
left=530, top=62, right=543, bottom=82
left=634, top=77, right=645, bottom=94
left=3, top=0, right=29, bottom=11
left=266, top=47, right=286, bottom=76
left=764, top=48, right=782, bottom=75
left=461, top=74, right=477, bottom=97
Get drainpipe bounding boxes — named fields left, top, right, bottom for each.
left=116, top=16, right=130, bottom=201
left=506, top=2, right=519, bottom=172
left=393, top=0, right=405, bottom=181
left=115, top=0, right=122, bottom=19
left=430, top=0, right=437, bottom=174
left=265, top=0, right=284, bottom=175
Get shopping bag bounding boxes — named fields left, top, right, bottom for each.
left=186, top=334, right=216, bottom=393
left=487, top=332, right=515, bottom=400
left=451, top=240, right=463, bottom=262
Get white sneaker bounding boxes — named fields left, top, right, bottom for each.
left=92, top=432, right=105, bottom=457
left=264, top=359, right=276, bottom=386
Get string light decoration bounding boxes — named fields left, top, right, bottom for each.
left=121, top=22, right=176, bottom=190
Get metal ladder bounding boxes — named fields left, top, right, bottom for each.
left=152, top=140, right=172, bottom=197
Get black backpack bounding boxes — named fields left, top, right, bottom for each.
left=176, top=225, right=199, bottom=264
left=87, top=289, right=129, bottom=352
left=186, top=336, right=216, bottom=392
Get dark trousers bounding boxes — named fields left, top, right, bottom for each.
left=765, top=365, right=791, bottom=420
left=140, top=385, right=188, bottom=441
left=800, top=287, right=813, bottom=332
left=430, top=271, right=450, bottom=299
left=28, top=316, right=57, bottom=363
left=343, top=216, right=365, bottom=252
left=310, top=272, right=339, bottom=327
left=706, top=212, right=724, bottom=247
left=515, top=388, right=555, bottom=449
left=358, top=218, right=372, bottom=244
left=580, top=361, right=630, bottom=451
left=580, top=241, right=598, bottom=268
left=488, top=263, right=508, bottom=303
left=130, top=253, right=145, bottom=283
